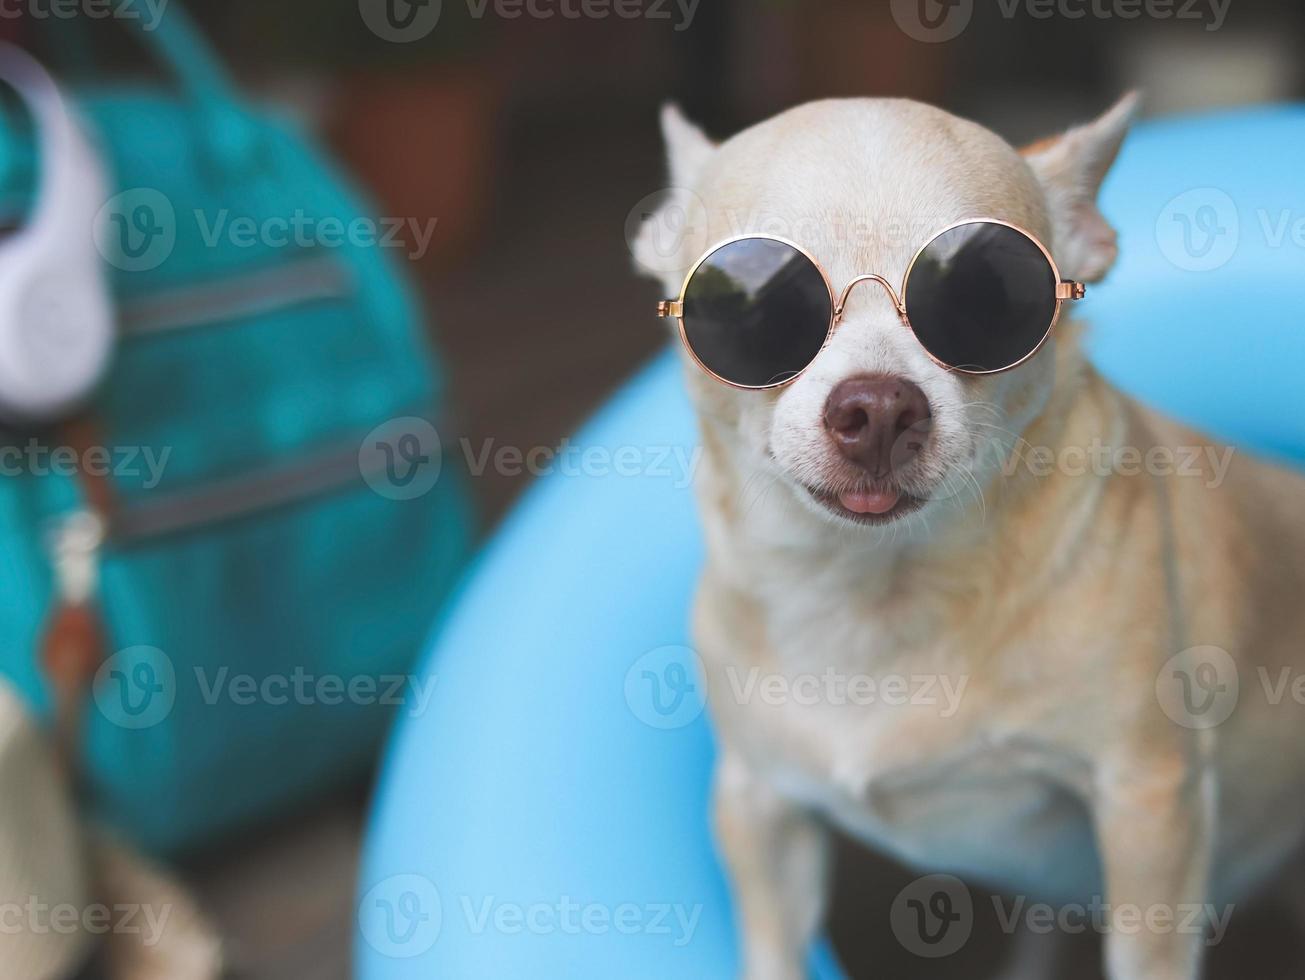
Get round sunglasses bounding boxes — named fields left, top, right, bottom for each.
left=655, top=219, right=1086, bottom=389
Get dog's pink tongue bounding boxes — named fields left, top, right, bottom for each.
left=839, top=489, right=901, bottom=515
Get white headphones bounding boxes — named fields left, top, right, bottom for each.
left=0, top=44, right=114, bottom=424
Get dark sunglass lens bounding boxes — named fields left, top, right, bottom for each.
left=904, top=222, right=1058, bottom=372
left=681, top=238, right=832, bottom=388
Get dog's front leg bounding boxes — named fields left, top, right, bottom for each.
left=1093, top=746, right=1215, bottom=980
left=714, top=749, right=830, bottom=980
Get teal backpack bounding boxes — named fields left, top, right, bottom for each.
left=0, top=10, right=472, bottom=853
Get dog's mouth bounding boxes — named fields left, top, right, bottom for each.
left=803, top=483, right=926, bottom=526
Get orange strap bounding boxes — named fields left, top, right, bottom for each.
left=39, top=416, right=114, bottom=776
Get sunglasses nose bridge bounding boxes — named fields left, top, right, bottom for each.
left=833, top=274, right=907, bottom=324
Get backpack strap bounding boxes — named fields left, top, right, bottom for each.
left=40, top=416, right=113, bottom=776
left=131, top=2, right=239, bottom=107
left=39, top=2, right=261, bottom=179
left=41, top=0, right=240, bottom=107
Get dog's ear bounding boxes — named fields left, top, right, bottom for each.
left=1022, top=93, right=1139, bottom=283
left=631, top=104, right=716, bottom=287
left=660, top=102, right=715, bottom=187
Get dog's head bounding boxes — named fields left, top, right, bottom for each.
left=634, top=97, right=1136, bottom=540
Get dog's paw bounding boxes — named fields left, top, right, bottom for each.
left=742, top=969, right=806, bottom=980
left=740, top=951, right=807, bottom=980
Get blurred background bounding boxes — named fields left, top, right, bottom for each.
left=184, top=0, right=1305, bottom=523
left=2, top=1, right=1303, bottom=977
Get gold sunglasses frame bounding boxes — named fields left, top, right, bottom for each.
left=655, top=218, right=1086, bottom=391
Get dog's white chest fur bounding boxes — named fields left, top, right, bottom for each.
left=719, top=628, right=1103, bottom=902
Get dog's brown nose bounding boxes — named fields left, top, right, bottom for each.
left=823, top=375, right=932, bottom=478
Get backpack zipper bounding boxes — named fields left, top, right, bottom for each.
left=117, top=253, right=354, bottom=338
left=106, top=420, right=440, bottom=544
left=49, top=508, right=106, bottom=601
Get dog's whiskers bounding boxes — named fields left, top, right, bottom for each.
left=737, top=470, right=781, bottom=519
